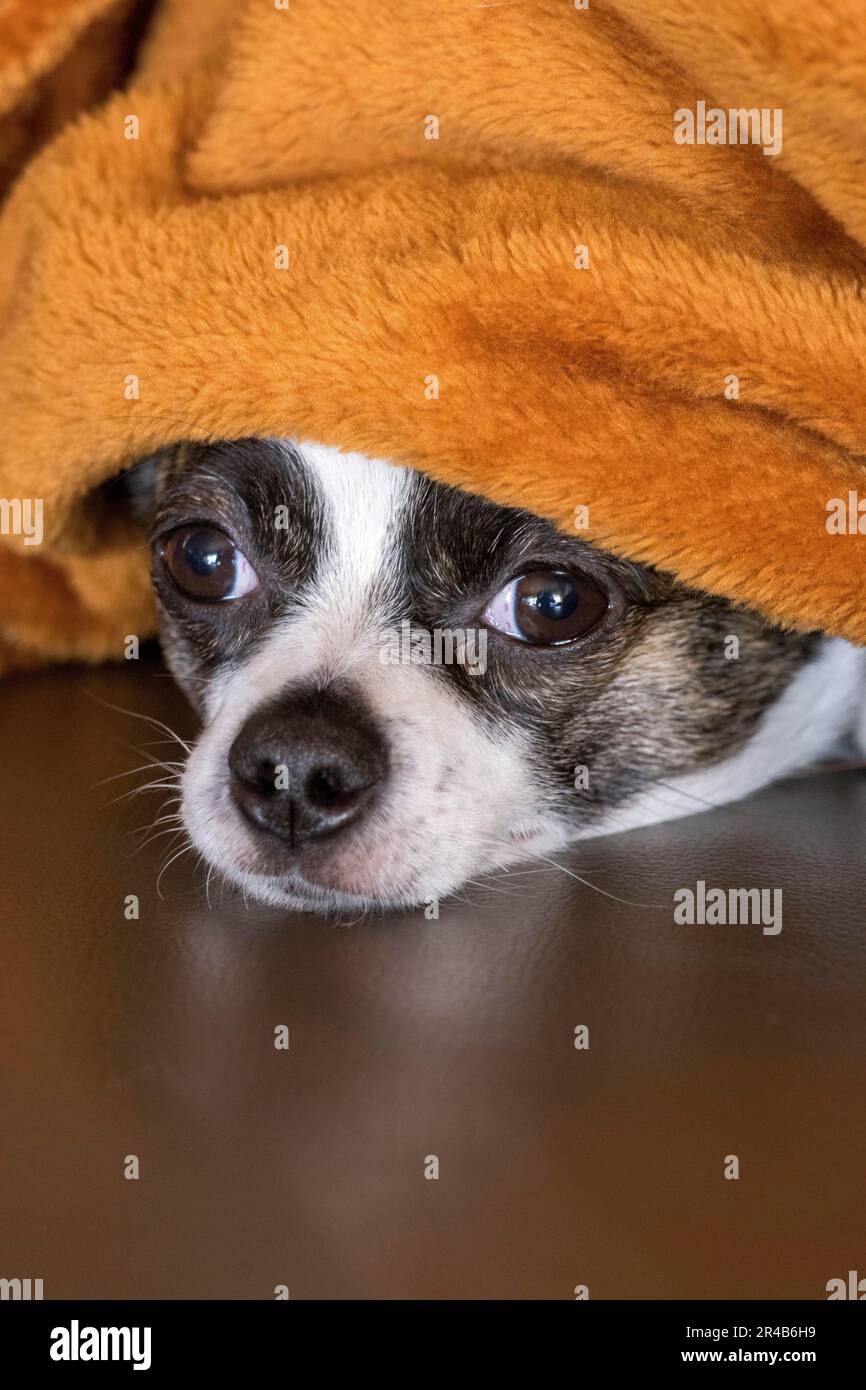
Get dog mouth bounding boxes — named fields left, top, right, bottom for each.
left=185, top=790, right=567, bottom=914
left=238, top=827, right=428, bottom=910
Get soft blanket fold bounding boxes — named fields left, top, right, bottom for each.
left=1, top=0, right=865, bottom=672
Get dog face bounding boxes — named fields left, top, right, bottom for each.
left=136, top=437, right=858, bottom=914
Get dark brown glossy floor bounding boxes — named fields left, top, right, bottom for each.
left=1, top=657, right=864, bottom=1299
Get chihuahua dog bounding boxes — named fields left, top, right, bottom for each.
left=131, top=437, right=865, bottom=913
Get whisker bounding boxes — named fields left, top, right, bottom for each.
left=156, top=842, right=196, bottom=898
left=475, top=835, right=665, bottom=910
left=92, top=757, right=183, bottom=790
left=136, top=825, right=187, bottom=855
left=125, top=810, right=183, bottom=839
left=81, top=689, right=192, bottom=755
left=103, top=779, right=181, bottom=808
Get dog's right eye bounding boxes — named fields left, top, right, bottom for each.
left=158, top=526, right=259, bottom=602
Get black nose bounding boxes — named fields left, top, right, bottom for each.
left=228, top=690, right=387, bottom=847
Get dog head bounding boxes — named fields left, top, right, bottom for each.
left=129, top=437, right=847, bottom=914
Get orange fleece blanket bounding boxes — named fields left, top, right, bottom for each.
left=1, top=0, right=866, bottom=672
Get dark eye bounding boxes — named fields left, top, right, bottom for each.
left=482, top=568, right=608, bottom=645
left=158, top=526, right=259, bottom=602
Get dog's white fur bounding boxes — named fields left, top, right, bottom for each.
left=181, top=443, right=866, bottom=911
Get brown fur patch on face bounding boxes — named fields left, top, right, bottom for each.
left=526, top=596, right=815, bottom=819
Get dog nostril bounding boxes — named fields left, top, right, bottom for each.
left=249, top=760, right=284, bottom=796
left=307, top=767, right=347, bottom=808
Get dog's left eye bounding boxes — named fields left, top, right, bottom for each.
left=159, top=526, right=259, bottom=601
left=482, top=568, right=608, bottom=644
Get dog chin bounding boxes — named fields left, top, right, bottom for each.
left=213, top=865, right=431, bottom=915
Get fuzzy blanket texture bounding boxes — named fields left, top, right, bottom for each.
left=0, top=0, right=865, bottom=672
